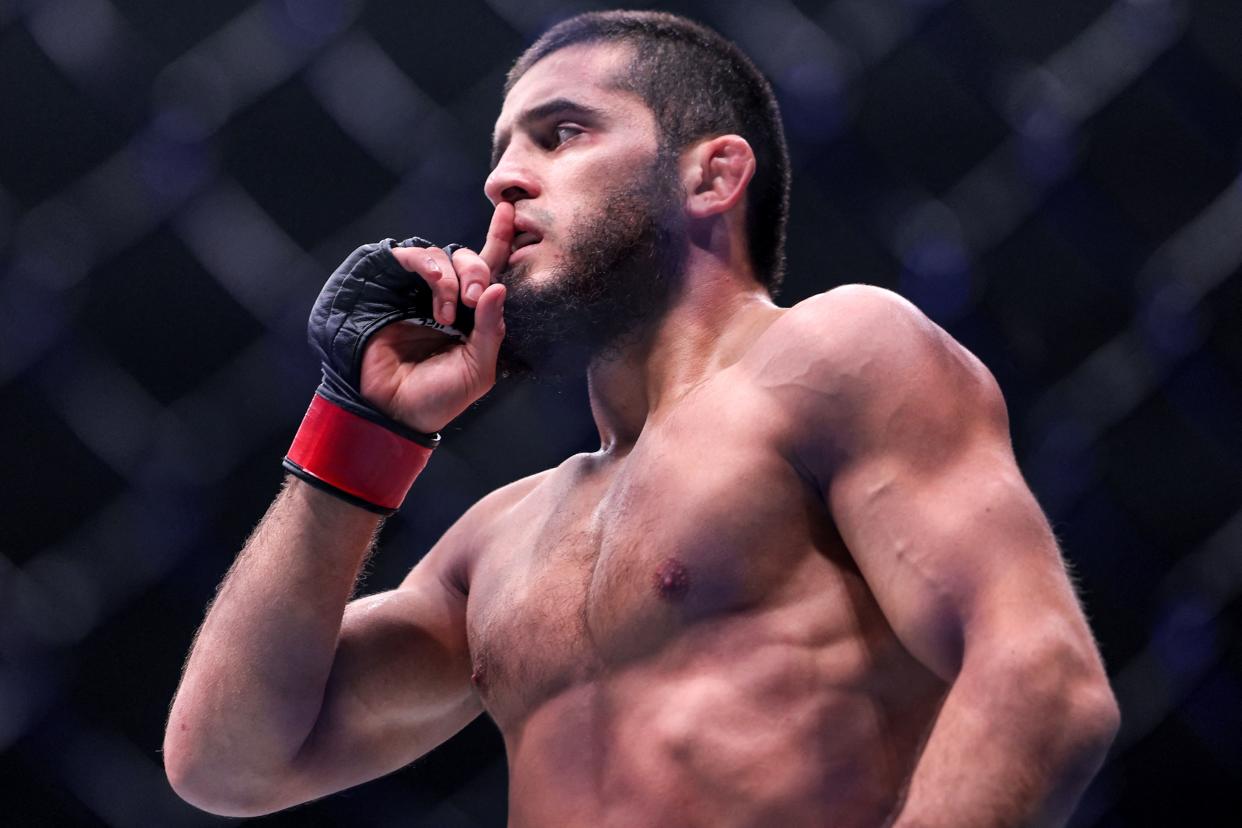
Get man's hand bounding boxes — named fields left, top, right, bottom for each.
left=284, top=201, right=516, bottom=513
left=361, top=202, right=515, bottom=434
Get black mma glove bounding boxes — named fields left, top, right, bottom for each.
left=283, top=237, right=471, bottom=513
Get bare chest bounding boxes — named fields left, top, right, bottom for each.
left=464, top=392, right=832, bottom=724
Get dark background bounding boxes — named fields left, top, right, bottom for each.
left=2, top=0, right=1241, bottom=825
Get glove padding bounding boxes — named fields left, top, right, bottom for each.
left=306, top=236, right=475, bottom=447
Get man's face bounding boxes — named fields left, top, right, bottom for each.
left=485, top=44, right=688, bottom=378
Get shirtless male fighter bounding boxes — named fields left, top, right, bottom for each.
left=164, top=11, right=1119, bottom=826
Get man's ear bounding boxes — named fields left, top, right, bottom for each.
left=682, top=135, right=756, bottom=219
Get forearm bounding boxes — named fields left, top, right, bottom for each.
left=892, top=650, right=1119, bottom=828
left=164, top=478, right=382, bottom=801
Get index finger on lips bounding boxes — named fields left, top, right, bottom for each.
left=479, top=202, right=515, bottom=276
left=391, top=245, right=459, bottom=327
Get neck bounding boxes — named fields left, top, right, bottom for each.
left=586, top=247, right=780, bottom=455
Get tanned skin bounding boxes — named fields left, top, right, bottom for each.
left=165, top=43, right=1119, bottom=826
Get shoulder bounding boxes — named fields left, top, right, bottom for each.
left=744, top=283, right=958, bottom=398
left=745, top=284, right=1008, bottom=478
left=749, top=283, right=943, bottom=371
left=409, top=464, right=557, bottom=594
left=449, top=465, right=557, bottom=545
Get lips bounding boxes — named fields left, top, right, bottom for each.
left=511, top=230, right=542, bottom=253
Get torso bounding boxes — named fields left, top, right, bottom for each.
left=461, top=310, right=947, bottom=827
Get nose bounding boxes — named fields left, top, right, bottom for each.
left=484, top=148, right=540, bottom=206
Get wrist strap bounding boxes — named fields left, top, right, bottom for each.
left=283, top=394, right=434, bottom=513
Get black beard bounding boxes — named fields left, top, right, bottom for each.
left=495, top=150, right=686, bottom=381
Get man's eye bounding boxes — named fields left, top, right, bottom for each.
left=553, top=125, right=581, bottom=146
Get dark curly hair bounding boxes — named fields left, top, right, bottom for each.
left=506, top=10, right=791, bottom=295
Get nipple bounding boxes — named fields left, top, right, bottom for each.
left=652, top=557, right=691, bottom=601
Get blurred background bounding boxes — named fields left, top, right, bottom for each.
left=1, top=0, right=1240, bottom=824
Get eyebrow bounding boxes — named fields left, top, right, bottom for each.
left=491, top=98, right=608, bottom=169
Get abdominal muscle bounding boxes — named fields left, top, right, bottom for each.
left=499, top=600, right=947, bottom=828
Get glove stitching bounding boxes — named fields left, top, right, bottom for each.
left=328, top=242, right=387, bottom=383
left=319, top=241, right=381, bottom=377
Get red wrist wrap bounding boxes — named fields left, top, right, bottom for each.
left=285, top=395, right=433, bottom=512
